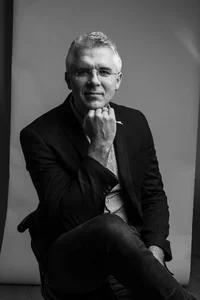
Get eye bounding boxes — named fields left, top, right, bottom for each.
left=98, top=69, right=111, bottom=77
left=75, top=69, right=89, bottom=77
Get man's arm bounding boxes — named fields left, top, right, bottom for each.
left=20, top=107, right=117, bottom=231
left=20, top=126, right=118, bottom=232
left=138, top=112, right=172, bottom=262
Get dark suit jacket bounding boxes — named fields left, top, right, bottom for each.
left=19, top=93, right=172, bottom=270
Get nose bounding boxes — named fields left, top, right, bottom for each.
left=88, top=70, right=101, bottom=85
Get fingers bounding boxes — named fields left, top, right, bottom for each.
left=87, top=110, right=95, bottom=118
left=108, top=107, right=115, bottom=118
left=86, top=106, right=115, bottom=120
left=103, top=106, right=115, bottom=118
left=88, top=107, right=108, bottom=118
left=102, top=107, right=109, bottom=118
left=95, top=108, right=103, bottom=118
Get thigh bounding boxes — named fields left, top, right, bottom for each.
left=46, top=214, right=124, bottom=294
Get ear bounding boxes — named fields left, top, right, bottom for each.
left=115, top=72, right=123, bottom=91
left=65, top=72, right=72, bottom=90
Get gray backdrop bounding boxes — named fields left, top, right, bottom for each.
left=0, top=0, right=199, bottom=285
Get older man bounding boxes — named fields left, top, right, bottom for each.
left=18, top=32, right=197, bottom=300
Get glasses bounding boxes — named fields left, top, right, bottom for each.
left=72, top=68, right=120, bottom=81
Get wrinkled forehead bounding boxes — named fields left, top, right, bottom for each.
left=69, top=46, right=120, bottom=71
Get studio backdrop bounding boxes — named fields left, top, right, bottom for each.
left=0, top=0, right=199, bottom=285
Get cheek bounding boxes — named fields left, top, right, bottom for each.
left=104, top=82, right=116, bottom=95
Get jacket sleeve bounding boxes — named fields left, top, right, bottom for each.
left=139, top=113, right=172, bottom=262
left=20, top=127, right=119, bottom=231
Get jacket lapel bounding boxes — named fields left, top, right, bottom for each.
left=111, top=103, right=133, bottom=187
left=60, top=95, right=89, bottom=159
left=112, top=103, right=143, bottom=218
left=114, top=121, right=138, bottom=202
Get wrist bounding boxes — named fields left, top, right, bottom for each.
left=148, top=245, right=165, bottom=264
left=88, top=144, right=110, bottom=167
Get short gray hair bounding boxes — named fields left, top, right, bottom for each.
left=65, top=31, right=122, bottom=72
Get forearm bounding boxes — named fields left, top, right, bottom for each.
left=20, top=128, right=118, bottom=229
left=59, top=156, right=119, bottom=230
left=140, top=144, right=171, bottom=259
left=140, top=193, right=171, bottom=261
left=88, top=144, right=110, bottom=167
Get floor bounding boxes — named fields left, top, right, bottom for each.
left=0, top=256, right=199, bottom=300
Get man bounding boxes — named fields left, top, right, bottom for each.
left=18, top=32, right=197, bottom=300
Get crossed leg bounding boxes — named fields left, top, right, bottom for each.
left=45, top=214, right=194, bottom=300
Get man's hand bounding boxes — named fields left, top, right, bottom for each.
left=83, top=107, right=116, bottom=167
left=148, top=245, right=165, bottom=266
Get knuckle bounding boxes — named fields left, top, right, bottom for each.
left=95, top=109, right=102, bottom=116
left=88, top=110, right=94, bottom=117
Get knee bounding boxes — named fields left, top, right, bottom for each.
left=91, top=214, right=129, bottom=239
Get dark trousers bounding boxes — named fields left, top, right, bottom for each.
left=42, top=214, right=191, bottom=300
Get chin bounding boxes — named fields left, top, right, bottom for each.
left=85, top=100, right=106, bottom=110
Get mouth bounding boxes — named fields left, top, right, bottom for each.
left=85, top=92, right=103, bottom=95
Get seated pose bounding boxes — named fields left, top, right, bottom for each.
left=18, top=31, right=197, bottom=300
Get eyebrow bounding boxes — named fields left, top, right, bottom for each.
left=98, top=67, right=112, bottom=71
left=73, top=66, right=113, bottom=71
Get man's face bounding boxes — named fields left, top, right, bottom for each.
left=65, top=47, right=122, bottom=115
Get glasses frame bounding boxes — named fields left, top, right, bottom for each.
left=72, top=68, right=121, bottom=81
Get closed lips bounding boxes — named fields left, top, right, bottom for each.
left=86, top=92, right=102, bottom=94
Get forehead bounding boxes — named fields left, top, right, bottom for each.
left=72, top=47, right=118, bottom=69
